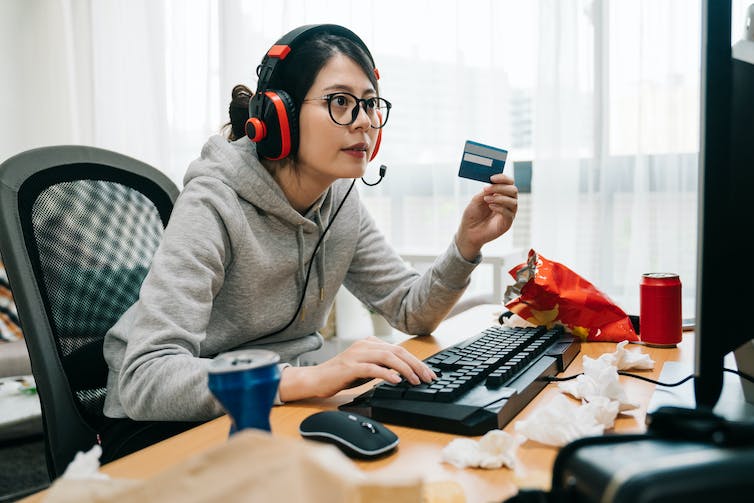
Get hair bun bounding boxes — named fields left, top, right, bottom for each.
left=228, top=84, right=253, bottom=141
left=232, top=84, right=252, bottom=100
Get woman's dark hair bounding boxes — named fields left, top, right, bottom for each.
left=226, top=84, right=253, bottom=140
left=223, top=30, right=378, bottom=143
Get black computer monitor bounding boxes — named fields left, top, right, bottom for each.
left=648, top=1, right=754, bottom=420
left=693, top=0, right=754, bottom=414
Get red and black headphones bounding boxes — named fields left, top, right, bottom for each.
left=245, top=24, right=382, bottom=161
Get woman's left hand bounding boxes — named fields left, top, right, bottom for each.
left=456, top=173, right=518, bottom=261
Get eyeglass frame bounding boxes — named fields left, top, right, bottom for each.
left=302, top=92, right=392, bottom=129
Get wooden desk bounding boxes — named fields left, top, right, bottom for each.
left=22, top=305, right=692, bottom=503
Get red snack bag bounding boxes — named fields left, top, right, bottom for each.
left=504, top=249, right=638, bottom=342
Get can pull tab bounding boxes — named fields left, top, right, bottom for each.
left=231, top=358, right=254, bottom=366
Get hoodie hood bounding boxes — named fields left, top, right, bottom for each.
left=183, top=135, right=337, bottom=229
left=183, top=134, right=348, bottom=303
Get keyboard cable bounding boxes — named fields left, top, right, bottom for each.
left=545, top=368, right=754, bottom=387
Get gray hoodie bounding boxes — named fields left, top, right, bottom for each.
left=103, top=135, right=479, bottom=421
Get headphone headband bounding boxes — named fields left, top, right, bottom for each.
left=255, top=24, right=377, bottom=97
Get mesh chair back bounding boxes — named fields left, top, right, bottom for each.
left=32, top=179, right=164, bottom=427
left=0, top=146, right=178, bottom=478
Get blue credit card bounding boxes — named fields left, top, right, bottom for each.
left=458, top=140, right=508, bottom=183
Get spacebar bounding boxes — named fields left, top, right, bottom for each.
left=370, top=398, right=480, bottom=421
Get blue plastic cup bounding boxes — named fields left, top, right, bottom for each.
left=207, top=349, right=281, bottom=433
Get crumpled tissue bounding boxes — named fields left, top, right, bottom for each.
left=61, top=444, right=110, bottom=481
left=558, top=357, right=637, bottom=411
left=558, top=341, right=654, bottom=411
left=441, top=429, right=521, bottom=469
left=598, top=340, right=655, bottom=370
left=513, top=394, right=611, bottom=447
left=514, top=343, right=655, bottom=446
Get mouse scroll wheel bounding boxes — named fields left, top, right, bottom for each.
left=360, top=421, right=377, bottom=433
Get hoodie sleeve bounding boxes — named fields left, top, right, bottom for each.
left=114, top=179, right=238, bottom=421
left=343, top=200, right=480, bottom=335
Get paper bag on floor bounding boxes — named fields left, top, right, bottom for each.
left=504, top=249, right=638, bottom=342
left=44, top=429, right=423, bottom=503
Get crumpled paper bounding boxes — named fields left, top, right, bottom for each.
left=61, top=444, right=110, bottom=481
left=504, top=249, right=639, bottom=342
left=441, top=429, right=520, bottom=469
left=558, top=357, right=637, bottom=411
left=514, top=343, right=654, bottom=446
left=514, top=394, right=611, bottom=446
left=558, top=341, right=654, bottom=412
left=597, top=340, right=655, bottom=370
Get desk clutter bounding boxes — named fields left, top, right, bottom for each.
left=44, top=429, right=430, bottom=503
left=40, top=341, right=657, bottom=503
left=440, top=341, right=655, bottom=469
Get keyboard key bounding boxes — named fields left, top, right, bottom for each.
left=486, top=372, right=507, bottom=388
left=404, top=387, right=438, bottom=401
left=435, top=388, right=460, bottom=402
left=440, top=354, right=462, bottom=366
left=372, top=384, right=405, bottom=399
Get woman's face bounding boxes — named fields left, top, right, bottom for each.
left=296, top=53, right=380, bottom=185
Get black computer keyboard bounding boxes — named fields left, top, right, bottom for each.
left=340, top=324, right=580, bottom=435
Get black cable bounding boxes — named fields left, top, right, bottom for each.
left=546, top=367, right=754, bottom=387
left=544, top=374, right=581, bottom=382
left=617, top=371, right=695, bottom=387
left=259, top=179, right=357, bottom=339
left=724, top=367, right=754, bottom=383
left=545, top=372, right=694, bottom=387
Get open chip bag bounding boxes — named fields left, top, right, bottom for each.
left=504, top=249, right=638, bottom=342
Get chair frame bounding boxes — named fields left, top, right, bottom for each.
left=0, top=145, right=178, bottom=478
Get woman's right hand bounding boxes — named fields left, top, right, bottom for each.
left=277, top=336, right=437, bottom=402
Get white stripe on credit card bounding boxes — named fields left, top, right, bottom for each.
left=463, top=152, right=493, bottom=166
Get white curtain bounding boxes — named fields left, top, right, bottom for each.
left=533, top=0, right=701, bottom=316
left=5, top=0, right=747, bottom=316
left=0, top=0, right=217, bottom=182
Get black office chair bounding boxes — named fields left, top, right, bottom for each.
left=0, top=146, right=179, bottom=479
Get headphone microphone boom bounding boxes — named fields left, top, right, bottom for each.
left=361, top=164, right=387, bottom=186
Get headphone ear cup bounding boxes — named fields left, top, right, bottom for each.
left=370, top=127, right=382, bottom=161
left=369, top=109, right=384, bottom=161
left=248, top=90, right=299, bottom=160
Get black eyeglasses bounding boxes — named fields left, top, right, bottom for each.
left=303, top=92, right=392, bottom=128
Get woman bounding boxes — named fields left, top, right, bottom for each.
left=100, top=24, right=518, bottom=460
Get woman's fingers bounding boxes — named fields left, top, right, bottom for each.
left=391, top=344, right=437, bottom=381
left=355, top=362, right=402, bottom=384
left=490, top=173, right=514, bottom=184
left=483, top=193, right=518, bottom=208
left=356, top=338, right=436, bottom=383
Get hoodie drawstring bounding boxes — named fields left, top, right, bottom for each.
left=295, top=213, right=327, bottom=317
left=296, top=225, right=306, bottom=289
left=313, top=209, right=326, bottom=301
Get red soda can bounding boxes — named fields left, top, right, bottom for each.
left=640, top=273, right=682, bottom=347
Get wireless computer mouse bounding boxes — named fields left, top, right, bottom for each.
left=299, top=410, right=399, bottom=459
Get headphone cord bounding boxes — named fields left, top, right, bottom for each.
left=259, top=179, right=358, bottom=339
